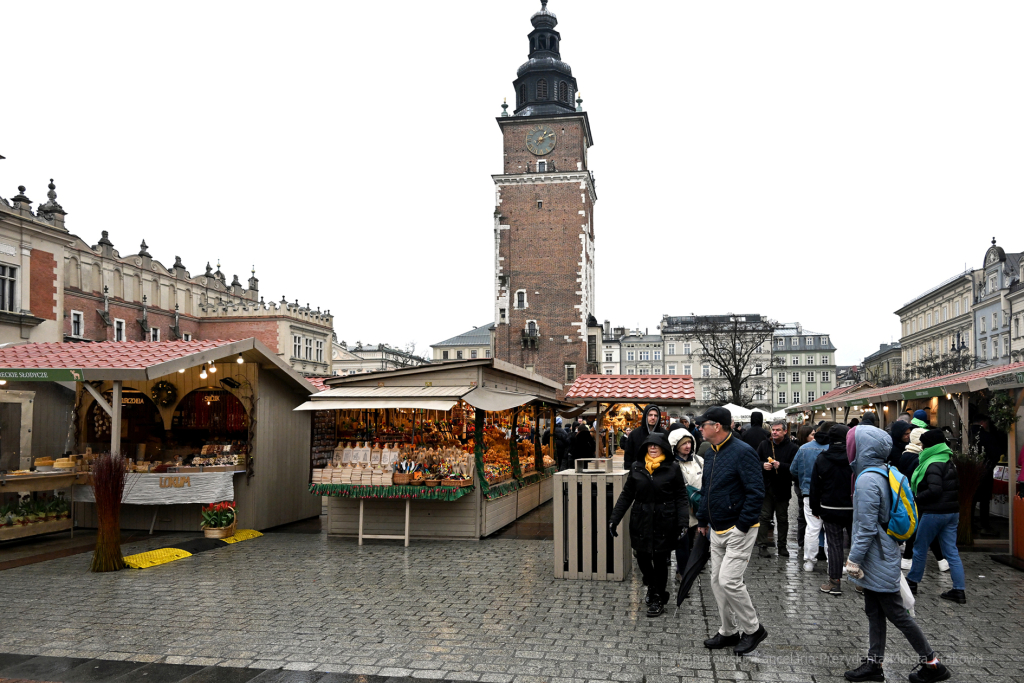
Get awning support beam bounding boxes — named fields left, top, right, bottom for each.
left=83, top=382, right=112, bottom=417
left=111, top=380, right=122, bottom=456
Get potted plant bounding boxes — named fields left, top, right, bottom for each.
left=55, top=498, right=70, bottom=520
left=0, top=504, right=13, bottom=527
left=952, top=435, right=988, bottom=546
left=201, top=501, right=236, bottom=539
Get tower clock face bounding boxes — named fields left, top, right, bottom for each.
left=526, top=125, right=556, bottom=155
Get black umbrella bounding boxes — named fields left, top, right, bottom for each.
left=676, top=531, right=711, bottom=606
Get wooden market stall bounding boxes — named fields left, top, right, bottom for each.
left=0, top=339, right=321, bottom=535
left=563, top=374, right=696, bottom=464
left=298, top=359, right=577, bottom=542
left=790, top=361, right=1024, bottom=563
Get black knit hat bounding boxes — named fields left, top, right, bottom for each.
left=920, top=429, right=946, bottom=449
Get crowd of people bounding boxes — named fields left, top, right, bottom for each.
left=606, top=403, right=987, bottom=683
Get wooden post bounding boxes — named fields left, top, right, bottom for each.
left=960, top=393, right=970, bottom=454
left=548, top=406, right=556, bottom=472
left=474, top=408, right=488, bottom=495
left=534, top=406, right=541, bottom=466
left=1009, top=388, right=1024, bottom=559
left=510, top=407, right=521, bottom=479
left=595, top=403, right=603, bottom=459
left=111, top=380, right=122, bottom=456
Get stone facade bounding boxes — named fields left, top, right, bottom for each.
left=430, top=323, right=494, bottom=362
left=331, top=342, right=429, bottom=376
left=862, top=342, right=903, bottom=385
left=973, top=239, right=1020, bottom=367
left=772, top=323, right=836, bottom=409
left=896, top=267, right=976, bottom=377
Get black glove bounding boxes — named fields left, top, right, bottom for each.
left=608, top=522, right=618, bottom=538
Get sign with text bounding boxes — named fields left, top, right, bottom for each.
left=74, top=471, right=236, bottom=505
left=0, top=368, right=85, bottom=382
left=901, top=387, right=946, bottom=399
left=986, top=372, right=1024, bottom=390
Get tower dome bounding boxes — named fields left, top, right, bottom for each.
left=513, top=0, right=578, bottom=116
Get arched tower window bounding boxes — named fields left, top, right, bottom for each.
left=559, top=81, right=568, bottom=103
left=519, top=84, right=526, bottom=105
left=537, top=79, right=548, bottom=100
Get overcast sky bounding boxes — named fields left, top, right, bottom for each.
left=3, top=1, right=1022, bottom=365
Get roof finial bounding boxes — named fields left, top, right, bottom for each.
left=575, top=92, right=583, bottom=112
left=541, top=0, right=548, bottom=9
left=139, top=240, right=151, bottom=258
left=992, top=236, right=997, bottom=245
left=501, top=98, right=509, bottom=117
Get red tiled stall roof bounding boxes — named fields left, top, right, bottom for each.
left=306, top=376, right=330, bottom=392
left=565, top=375, right=696, bottom=404
left=0, top=339, right=317, bottom=392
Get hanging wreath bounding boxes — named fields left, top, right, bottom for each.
left=151, top=380, right=178, bottom=408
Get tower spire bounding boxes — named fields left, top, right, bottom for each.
left=511, top=0, right=579, bottom=117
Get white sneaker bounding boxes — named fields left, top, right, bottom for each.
left=901, top=558, right=913, bottom=570
left=938, top=559, right=950, bottom=572
left=803, top=561, right=815, bottom=572
left=842, top=564, right=848, bottom=575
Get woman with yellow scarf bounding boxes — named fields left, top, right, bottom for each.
left=609, top=432, right=688, bottom=617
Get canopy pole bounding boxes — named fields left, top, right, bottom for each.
left=111, top=380, right=122, bottom=456
left=595, top=403, right=604, bottom=459
left=1009, top=388, right=1024, bottom=560
left=959, top=393, right=970, bottom=454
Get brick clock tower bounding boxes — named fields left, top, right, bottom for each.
left=493, top=0, right=600, bottom=391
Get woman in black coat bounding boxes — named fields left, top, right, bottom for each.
left=608, top=432, right=688, bottom=617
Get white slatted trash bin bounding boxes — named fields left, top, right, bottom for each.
left=554, top=459, right=631, bottom=581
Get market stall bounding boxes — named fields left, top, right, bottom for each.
left=298, top=359, right=575, bottom=542
left=0, top=339, right=320, bottom=535
left=564, top=374, right=696, bottom=464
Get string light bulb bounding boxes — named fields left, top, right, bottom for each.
left=200, top=364, right=208, bottom=380
left=209, top=363, right=217, bottom=374
left=178, top=368, right=186, bottom=374
left=236, top=354, right=244, bottom=364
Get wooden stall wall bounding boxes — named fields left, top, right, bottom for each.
left=252, top=367, right=319, bottom=530
left=2, top=381, right=75, bottom=460
left=328, top=486, right=481, bottom=540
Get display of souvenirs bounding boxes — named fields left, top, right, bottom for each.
left=311, top=411, right=337, bottom=468
left=193, top=443, right=246, bottom=466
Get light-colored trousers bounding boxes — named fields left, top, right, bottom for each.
left=803, top=498, right=826, bottom=561
left=709, top=526, right=760, bottom=636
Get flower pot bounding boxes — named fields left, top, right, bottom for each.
left=203, top=521, right=236, bottom=539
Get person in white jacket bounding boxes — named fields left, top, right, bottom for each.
left=668, top=427, right=704, bottom=581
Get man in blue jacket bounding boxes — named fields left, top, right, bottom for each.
left=695, top=406, right=767, bottom=656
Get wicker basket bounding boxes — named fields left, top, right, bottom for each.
left=442, top=478, right=474, bottom=488
left=424, top=479, right=440, bottom=487
left=393, top=472, right=412, bottom=486
left=407, top=477, right=424, bottom=486
left=203, top=520, right=236, bottom=539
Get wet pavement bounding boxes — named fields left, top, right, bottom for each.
left=0, top=503, right=1022, bottom=683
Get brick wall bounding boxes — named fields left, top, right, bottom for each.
left=195, top=320, right=280, bottom=352
left=501, top=116, right=588, bottom=174
left=29, top=249, right=57, bottom=320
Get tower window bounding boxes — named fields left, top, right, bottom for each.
left=516, top=290, right=527, bottom=309
left=537, top=79, right=548, bottom=100
left=559, top=81, right=568, bottom=103
left=519, top=84, right=526, bottom=105
left=537, top=162, right=546, bottom=173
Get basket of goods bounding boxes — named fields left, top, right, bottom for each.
left=393, top=472, right=412, bottom=486
left=442, top=476, right=474, bottom=488
left=424, top=478, right=440, bottom=487
left=201, top=501, right=237, bottom=539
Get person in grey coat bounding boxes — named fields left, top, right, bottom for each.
left=842, top=425, right=951, bottom=683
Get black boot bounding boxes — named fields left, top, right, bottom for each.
left=909, top=659, right=951, bottom=683
left=816, top=547, right=827, bottom=561
left=906, top=579, right=917, bottom=595
left=646, top=596, right=664, bottom=617
left=777, top=544, right=790, bottom=557
left=758, top=544, right=772, bottom=558
left=940, top=589, right=966, bottom=604
left=845, top=658, right=884, bottom=682
left=703, top=632, right=740, bottom=649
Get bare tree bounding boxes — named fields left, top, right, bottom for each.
left=690, top=316, right=780, bottom=407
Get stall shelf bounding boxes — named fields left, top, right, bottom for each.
left=0, top=339, right=321, bottom=532
left=0, top=471, right=86, bottom=541
left=298, top=359, right=575, bottom=541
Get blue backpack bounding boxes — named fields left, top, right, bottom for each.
left=856, top=465, right=918, bottom=542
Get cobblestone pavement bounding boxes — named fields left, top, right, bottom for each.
left=0, top=525, right=1022, bottom=683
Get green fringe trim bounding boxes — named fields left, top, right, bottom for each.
left=483, top=465, right=559, bottom=500
left=309, top=483, right=475, bottom=502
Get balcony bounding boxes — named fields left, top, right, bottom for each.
left=521, top=328, right=539, bottom=349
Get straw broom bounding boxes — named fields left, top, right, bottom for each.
left=90, top=452, right=128, bottom=572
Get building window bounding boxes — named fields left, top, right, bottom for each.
left=808, top=391, right=816, bottom=401
left=702, top=387, right=712, bottom=401
left=316, top=340, right=324, bottom=363
left=777, top=372, right=785, bottom=384
left=0, top=265, right=16, bottom=312
left=911, top=319, right=916, bottom=333
left=989, top=275, right=997, bottom=294
left=992, top=339, right=998, bottom=359
left=954, top=300, right=960, bottom=317
left=820, top=336, right=828, bottom=345
left=627, top=368, right=635, bottom=375
left=653, top=367, right=662, bottom=375
left=639, top=350, right=650, bottom=361
left=149, top=327, right=160, bottom=342
left=776, top=338, right=785, bottom=347
left=683, top=364, right=692, bottom=375
left=626, top=350, right=635, bottom=361
left=485, top=349, right=491, bottom=358
left=605, top=352, right=613, bottom=362
left=639, top=368, right=651, bottom=375
left=926, top=312, right=931, bottom=327
left=807, top=371, right=815, bottom=382
left=114, top=318, right=125, bottom=342
left=805, top=336, right=814, bottom=346
left=1003, top=335, right=1009, bottom=355
left=942, top=305, right=948, bottom=322
left=537, top=79, right=548, bottom=99
left=442, top=350, right=450, bottom=360
left=805, top=355, right=814, bottom=365
left=565, top=364, right=576, bottom=383
left=962, top=296, right=969, bottom=313
left=667, top=343, right=676, bottom=355
left=456, top=350, right=463, bottom=360
left=70, top=310, right=84, bottom=337
left=605, top=368, right=613, bottom=375
left=519, top=83, right=526, bottom=104
left=793, top=391, right=801, bottom=404
left=182, top=333, right=192, bottom=341
left=470, top=349, right=478, bottom=359
left=821, top=355, right=829, bottom=365
left=537, top=160, right=546, bottom=172
left=653, top=350, right=662, bottom=361
left=791, top=356, right=799, bottom=365
left=305, top=337, right=313, bottom=360
left=778, top=392, right=786, bottom=404
left=701, top=364, right=710, bottom=378
left=981, top=316, right=987, bottom=333
left=559, top=80, right=568, bottom=102
left=684, top=342, right=691, bottom=354
left=668, top=364, right=676, bottom=375
left=293, top=335, right=302, bottom=358
left=792, top=372, right=800, bottom=383
left=754, top=363, right=763, bottom=375
left=516, top=290, right=526, bottom=309
left=992, top=313, right=998, bottom=329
